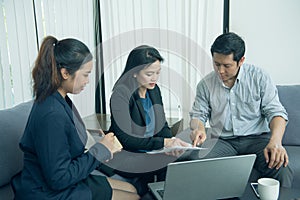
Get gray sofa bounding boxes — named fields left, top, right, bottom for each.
left=0, top=85, right=299, bottom=199
left=249, top=85, right=300, bottom=188
left=0, top=100, right=33, bottom=199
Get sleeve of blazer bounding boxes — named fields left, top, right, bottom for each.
left=31, top=101, right=110, bottom=191
left=109, top=85, right=172, bottom=152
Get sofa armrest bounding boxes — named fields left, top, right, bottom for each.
left=277, top=85, right=300, bottom=146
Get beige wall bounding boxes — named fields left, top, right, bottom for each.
left=230, top=0, right=300, bottom=85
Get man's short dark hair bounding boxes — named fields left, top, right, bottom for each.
left=210, top=32, right=245, bottom=62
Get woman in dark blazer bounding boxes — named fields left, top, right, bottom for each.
left=109, top=45, right=189, bottom=152
left=108, top=45, right=190, bottom=195
left=110, top=83, right=173, bottom=151
left=12, top=36, right=139, bottom=200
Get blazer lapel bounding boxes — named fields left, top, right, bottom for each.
left=136, top=100, right=146, bottom=123
left=53, top=92, right=74, bottom=124
left=148, top=86, right=166, bottom=133
left=132, top=90, right=147, bottom=124
left=53, top=92, right=87, bottom=145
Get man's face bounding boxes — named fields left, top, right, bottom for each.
left=212, top=53, right=244, bottom=85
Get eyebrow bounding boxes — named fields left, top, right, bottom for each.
left=214, top=61, right=232, bottom=65
left=83, top=70, right=92, bottom=73
left=145, top=67, right=161, bottom=72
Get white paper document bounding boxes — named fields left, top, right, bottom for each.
left=146, top=146, right=206, bottom=154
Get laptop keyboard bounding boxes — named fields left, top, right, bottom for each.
left=157, top=189, right=164, bottom=198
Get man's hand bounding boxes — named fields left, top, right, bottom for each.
left=189, top=119, right=207, bottom=146
left=265, top=116, right=288, bottom=170
left=264, top=140, right=289, bottom=170
left=190, top=129, right=207, bottom=147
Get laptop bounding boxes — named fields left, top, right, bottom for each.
left=148, top=154, right=256, bottom=200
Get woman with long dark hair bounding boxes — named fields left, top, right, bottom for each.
left=110, top=45, right=189, bottom=151
left=108, top=45, right=190, bottom=195
left=12, top=36, right=139, bottom=200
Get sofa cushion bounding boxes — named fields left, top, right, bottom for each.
left=0, top=101, right=33, bottom=187
left=0, top=184, right=14, bottom=200
left=285, top=146, right=300, bottom=189
left=277, top=85, right=300, bottom=146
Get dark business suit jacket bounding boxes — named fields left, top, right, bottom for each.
left=109, top=85, right=173, bottom=152
left=12, top=92, right=111, bottom=200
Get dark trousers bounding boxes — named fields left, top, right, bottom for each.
left=195, top=133, right=294, bottom=188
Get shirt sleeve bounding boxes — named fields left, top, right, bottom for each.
left=259, top=71, right=288, bottom=123
left=189, top=79, right=211, bottom=124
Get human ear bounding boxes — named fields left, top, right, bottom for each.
left=60, top=68, right=69, bottom=80
left=238, top=56, right=245, bottom=67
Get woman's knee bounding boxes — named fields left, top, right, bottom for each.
left=112, top=189, right=140, bottom=200
left=107, top=177, right=138, bottom=193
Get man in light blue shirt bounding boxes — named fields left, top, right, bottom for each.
left=189, top=32, right=293, bottom=187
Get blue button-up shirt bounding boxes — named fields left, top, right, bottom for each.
left=190, top=63, right=288, bottom=138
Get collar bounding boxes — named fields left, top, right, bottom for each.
left=52, top=91, right=75, bottom=123
left=236, top=63, right=245, bottom=83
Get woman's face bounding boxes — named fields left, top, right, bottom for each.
left=62, top=60, right=93, bottom=95
left=135, top=60, right=161, bottom=90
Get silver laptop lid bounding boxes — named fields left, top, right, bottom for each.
left=161, top=154, right=256, bottom=200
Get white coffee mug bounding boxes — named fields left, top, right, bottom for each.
left=258, top=178, right=280, bottom=200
